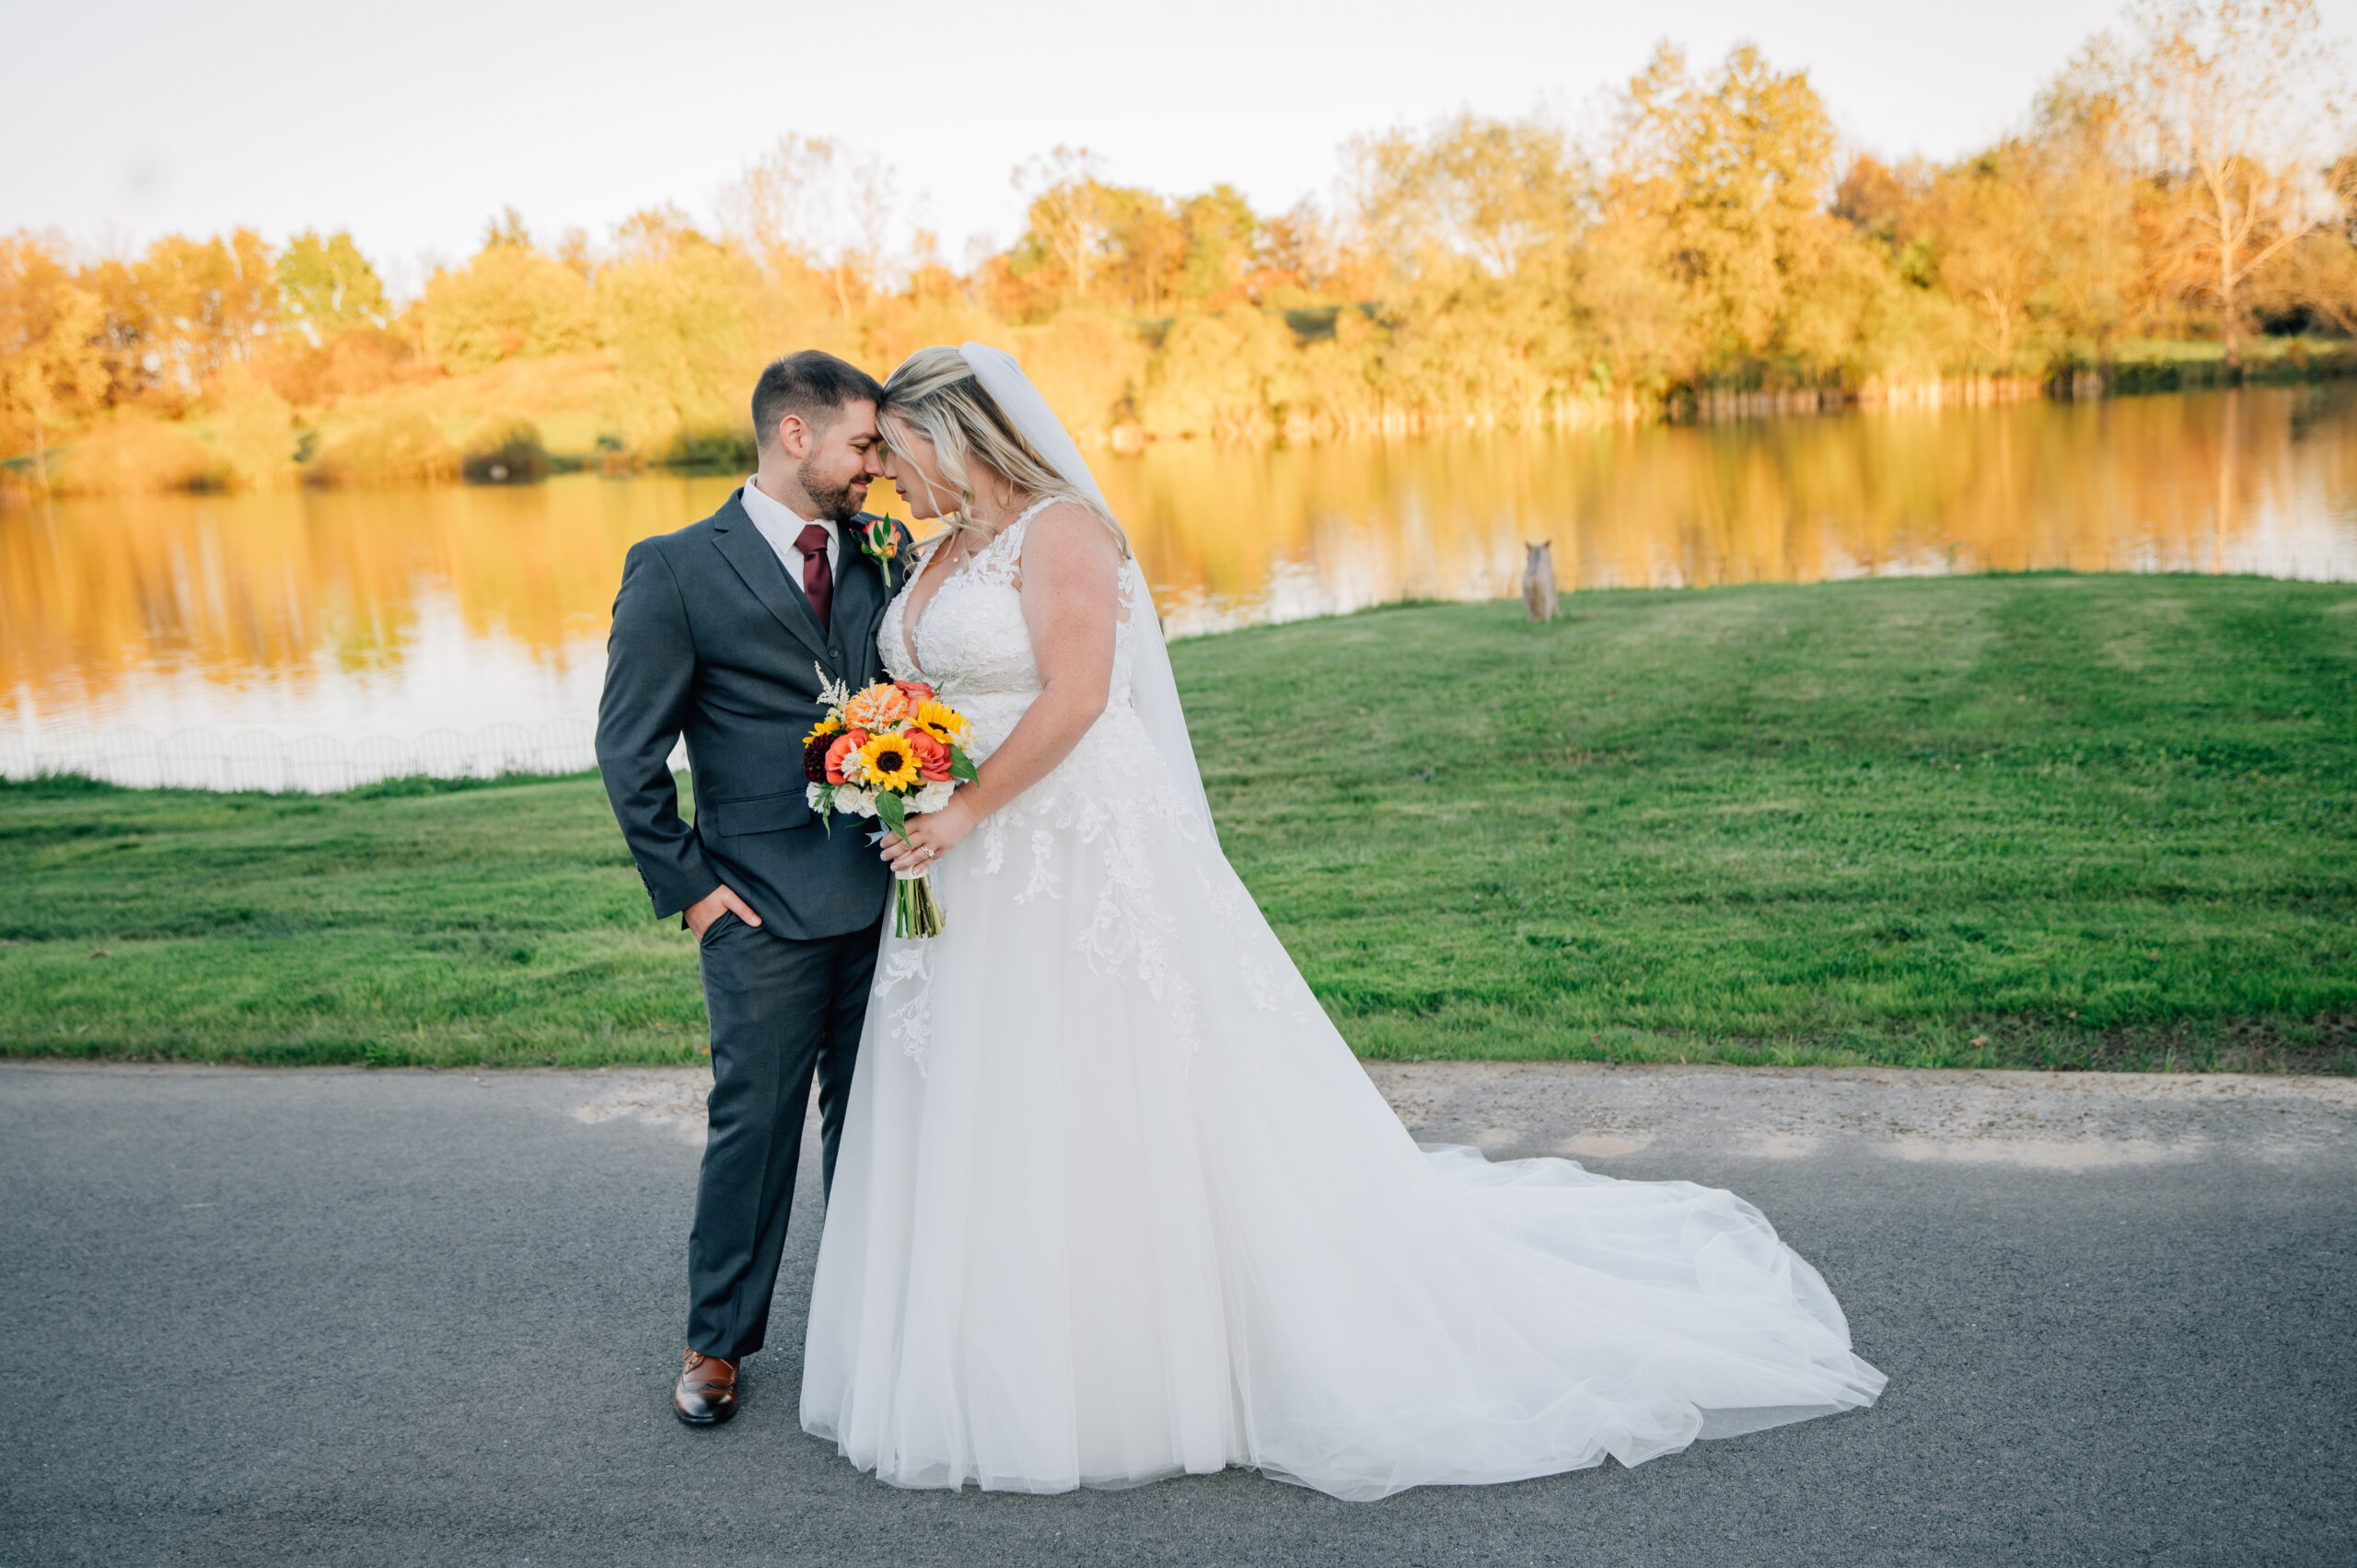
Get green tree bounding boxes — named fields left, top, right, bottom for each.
left=1177, top=185, right=1262, bottom=300
left=595, top=218, right=756, bottom=459
left=275, top=229, right=389, bottom=342
left=424, top=233, right=598, bottom=373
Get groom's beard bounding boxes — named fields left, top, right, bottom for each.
left=798, top=457, right=867, bottom=523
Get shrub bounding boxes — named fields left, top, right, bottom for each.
left=53, top=415, right=226, bottom=494
left=306, top=411, right=459, bottom=485
left=461, top=417, right=552, bottom=482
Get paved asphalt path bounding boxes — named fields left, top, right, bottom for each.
left=2, top=1062, right=2351, bottom=1568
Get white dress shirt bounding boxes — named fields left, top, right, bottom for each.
left=739, top=476, right=839, bottom=587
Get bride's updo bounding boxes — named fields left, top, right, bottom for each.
left=878, top=346, right=1130, bottom=558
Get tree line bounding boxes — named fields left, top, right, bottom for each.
left=4, top=0, right=2353, bottom=492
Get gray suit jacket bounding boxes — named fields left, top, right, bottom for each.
left=595, top=489, right=913, bottom=941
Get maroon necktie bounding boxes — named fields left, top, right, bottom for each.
left=794, top=523, right=832, bottom=632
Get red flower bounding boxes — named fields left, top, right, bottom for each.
left=803, top=731, right=834, bottom=783
left=902, top=727, right=954, bottom=783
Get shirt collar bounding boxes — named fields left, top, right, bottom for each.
left=740, top=477, right=834, bottom=540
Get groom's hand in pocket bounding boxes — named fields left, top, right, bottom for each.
left=683, top=884, right=761, bottom=939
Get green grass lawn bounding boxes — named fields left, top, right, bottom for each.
left=4, top=573, right=2352, bottom=1071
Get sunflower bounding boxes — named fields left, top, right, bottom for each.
left=912, top=699, right=971, bottom=748
left=803, top=715, right=842, bottom=747
left=844, top=683, right=911, bottom=731
left=857, top=730, right=923, bottom=791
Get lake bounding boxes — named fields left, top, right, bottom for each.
left=5, top=385, right=2355, bottom=789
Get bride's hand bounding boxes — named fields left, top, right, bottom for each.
left=878, top=792, right=982, bottom=873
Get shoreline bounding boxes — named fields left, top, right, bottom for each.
left=4, top=578, right=2350, bottom=1074
left=7, top=568, right=2355, bottom=797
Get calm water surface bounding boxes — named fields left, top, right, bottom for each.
left=5, top=386, right=2354, bottom=785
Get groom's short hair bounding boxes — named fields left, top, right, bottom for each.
left=751, top=351, right=885, bottom=449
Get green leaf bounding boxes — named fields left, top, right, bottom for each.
left=875, top=791, right=908, bottom=842
left=949, top=749, right=979, bottom=784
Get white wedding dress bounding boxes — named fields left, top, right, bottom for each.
left=799, top=500, right=1885, bottom=1501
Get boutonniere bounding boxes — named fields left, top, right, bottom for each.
left=853, top=513, right=900, bottom=586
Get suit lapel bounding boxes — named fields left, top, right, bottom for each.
left=711, top=493, right=835, bottom=673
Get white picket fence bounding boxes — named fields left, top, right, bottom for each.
left=0, top=720, right=656, bottom=794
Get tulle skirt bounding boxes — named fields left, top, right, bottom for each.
left=801, top=737, right=1884, bottom=1501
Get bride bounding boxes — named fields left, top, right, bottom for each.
left=798, top=344, right=1884, bottom=1501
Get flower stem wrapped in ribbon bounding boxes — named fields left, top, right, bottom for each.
left=802, top=667, right=979, bottom=937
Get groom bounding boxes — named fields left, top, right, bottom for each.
left=596, top=350, right=910, bottom=1426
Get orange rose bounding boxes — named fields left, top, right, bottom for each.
left=902, top=727, right=954, bottom=782
left=894, top=679, right=937, bottom=705
left=823, top=728, right=870, bottom=784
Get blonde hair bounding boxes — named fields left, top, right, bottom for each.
left=878, top=347, right=1130, bottom=558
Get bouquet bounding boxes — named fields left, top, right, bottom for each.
left=803, top=669, right=978, bottom=938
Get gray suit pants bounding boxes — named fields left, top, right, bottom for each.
left=688, top=910, right=879, bottom=1361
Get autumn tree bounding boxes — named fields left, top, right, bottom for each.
left=2105, top=0, right=2344, bottom=369
left=0, top=232, right=107, bottom=488
left=78, top=254, right=167, bottom=409
left=1832, top=156, right=1913, bottom=239
left=1330, top=112, right=1585, bottom=418
left=1911, top=144, right=2052, bottom=369
left=2254, top=145, right=2357, bottom=328
left=1607, top=44, right=1850, bottom=383
left=1100, top=187, right=1186, bottom=314
left=718, top=134, right=898, bottom=319
left=2030, top=75, right=2145, bottom=362
left=1352, top=114, right=1583, bottom=281
left=1014, top=147, right=1111, bottom=302
left=131, top=229, right=279, bottom=390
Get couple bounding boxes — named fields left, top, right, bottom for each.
left=595, top=345, right=1884, bottom=1501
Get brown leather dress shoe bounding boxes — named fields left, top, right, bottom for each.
left=673, top=1348, right=738, bottom=1426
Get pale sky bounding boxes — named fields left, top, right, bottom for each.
left=7, top=0, right=2356, bottom=295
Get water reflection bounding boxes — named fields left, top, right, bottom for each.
left=1127, top=387, right=2357, bottom=633
left=4, top=387, right=2353, bottom=771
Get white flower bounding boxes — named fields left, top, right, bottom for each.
left=806, top=782, right=830, bottom=811
left=911, top=781, right=954, bottom=814
left=836, top=746, right=871, bottom=784
left=834, top=785, right=878, bottom=818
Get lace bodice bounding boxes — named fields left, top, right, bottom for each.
left=877, top=500, right=1142, bottom=760
left=870, top=498, right=1239, bottom=1076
